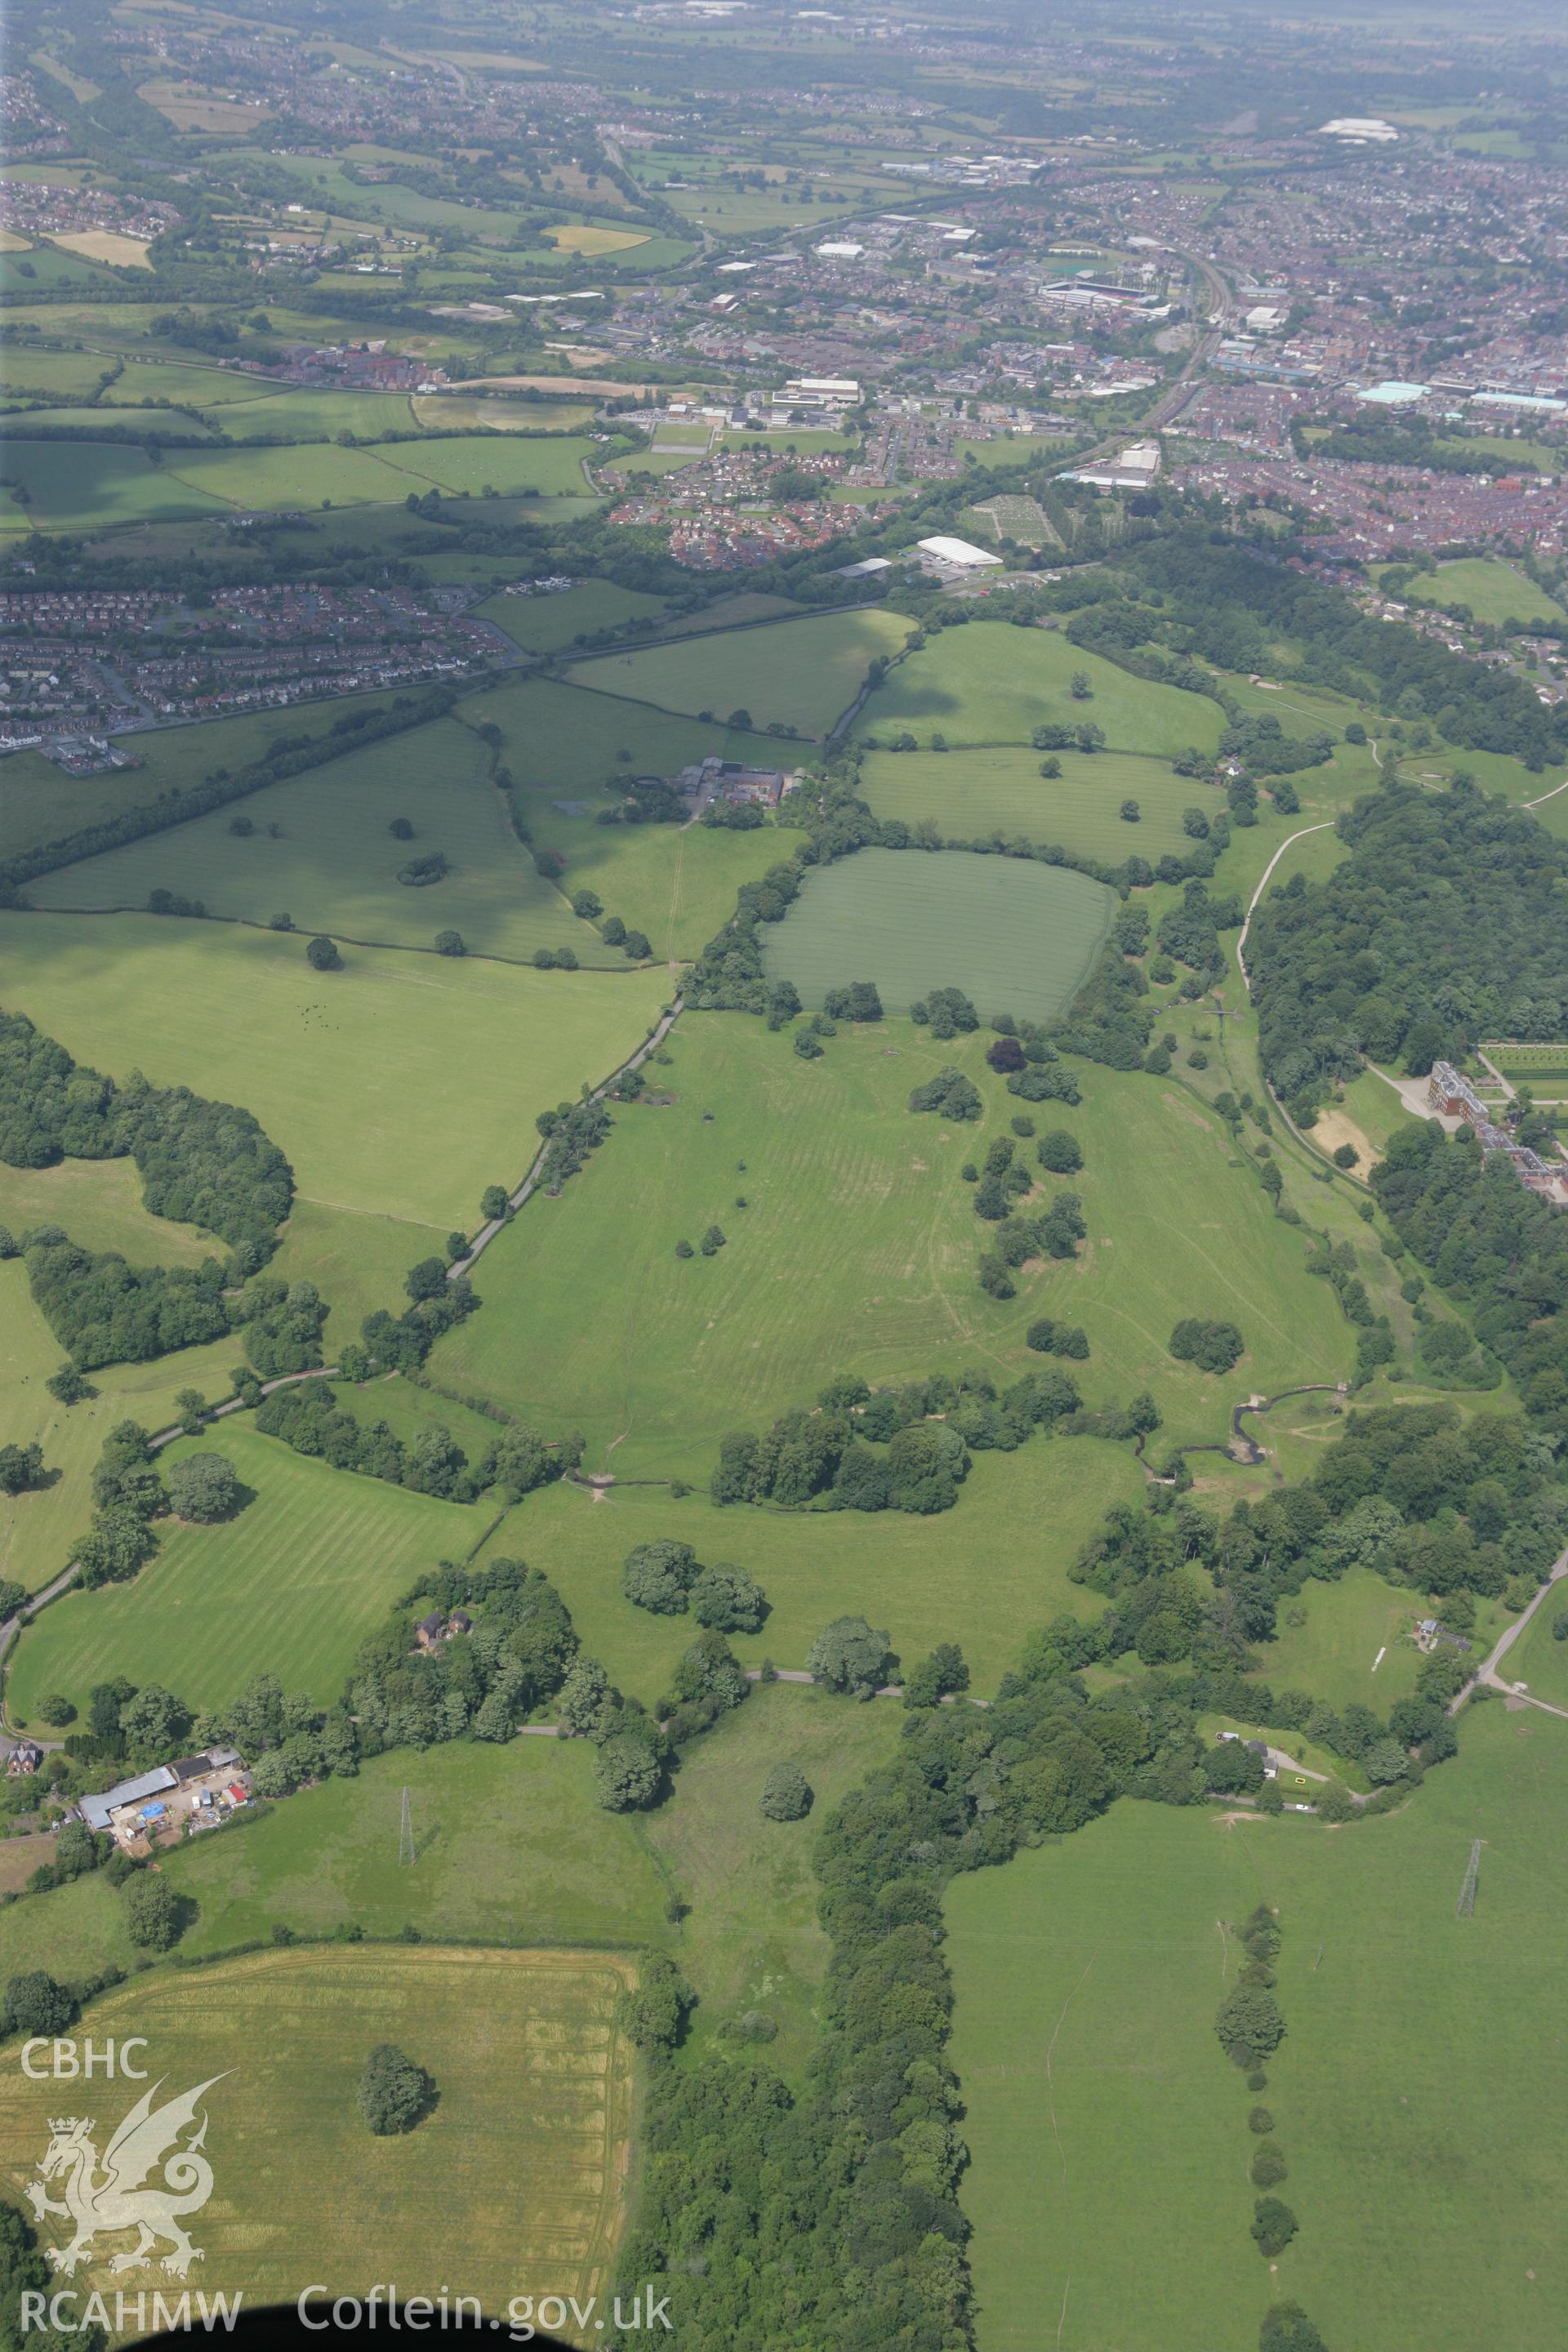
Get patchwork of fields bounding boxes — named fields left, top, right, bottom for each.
left=860, top=746, right=1210, bottom=859
left=29, top=716, right=612, bottom=964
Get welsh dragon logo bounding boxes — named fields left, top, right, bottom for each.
left=25, top=2074, right=228, bottom=2278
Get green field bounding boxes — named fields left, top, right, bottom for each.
left=472, top=1439, right=1142, bottom=1703
left=31, top=716, right=612, bottom=964
left=7, top=1424, right=486, bottom=1722
left=0, top=1259, right=244, bottom=1597
left=948, top=1701, right=1568, bottom=2352
left=167, top=1740, right=674, bottom=1953
left=855, top=621, right=1225, bottom=755
left=564, top=608, right=913, bottom=737
left=207, top=389, right=421, bottom=443
left=0, top=343, right=122, bottom=398
left=1508, top=1589, right=1568, bottom=1709
left=1244, top=1566, right=1429, bottom=1717
left=760, top=849, right=1116, bottom=1020
left=0, top=440, right=229, bottom=532
left=0, top=693, right=408, bottom=866
left=0, top=1944, right=639, bottom=2327
left=468, top=677, right=795, bottom=956
left=859, top=746, right=1209, bottom=858
left=0, top=911, right=670, bottom=1230
left=1391, top=557, right=1565, bottom=628
left=648, top=1681, right=901, bottom=2074
left=479, top=580, right=672, bottom=653
left=430, top=1013, right=1355, bottom=1481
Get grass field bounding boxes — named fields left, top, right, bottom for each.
left=855, top=622, right=1224, bottom=755
left=267, top=1197, right=450, bottom=1353
left=167, top=1740, right=675, bottom=1953
left=648, top=1680, right=900, bottom=2074
left=430, top=1013, right=1355, bottom=1481
left=7, top=1424, right=487, bottom=1722
left=0, top=440, right=229, bottom=532
left=564, top=608, right=913, bottom=737
left=524, top=801, right=786, bottom=963
left=0, top=693, right=408, bottom=866
left=1508, top=1590, right=1568, bottom=1708
left=1396, top=559, right=1565, bottom=628
left=0, top=1261, right=243, bottom=1597
left=859, top=747, right=1209, bottom=859
left=0, top=1944, right=639, bottom=2331
left=412, top=394, right=595, bottom=433
left=0, top=911, right=670, bottom=1230
left=30, top=717, right=612, bottom=964
left=479, top=581, right=672, bottom=653
left=0, top=1152, right=218, bottom=1267
left=473, top=1438, right=1142, bottom=1703
left=760, top=848, right=1116, bottom=1020
left=1244, top=1566, right=1429, bottom=1717
left=467, top=678, right=794, bottom=956
left=948, top=1700, right=1568, bottom=2352
left=0, top=344, right=123, bottom=398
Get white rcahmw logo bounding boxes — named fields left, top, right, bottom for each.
left=25, top=2074, right=229, bottom=2279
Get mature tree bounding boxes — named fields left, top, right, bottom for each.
left=164, top=1453, right=239, bottom=1523
left=479, top=1185, right=510, bottom=1223
left=1250, top=2198, right=1298, bottom=2259
left=357, top=2043, right=435, bottom=2135
left=1250, top=2141, right=1288, bottom=2189
left=557, top=1655, right=611, bottom=1737
left=806, top=1615, right=892, bottom=1697
left=901, top=1642, right=969, bottom=1708
left=36, top=1692, right=75, bottom=1727
left=621, top=1540, right=699, bottom=1615
left=434, top=929, right=466, bottom=957
left=0, top=1444, right=45, bottom=1497
left=593, top=1728, right=663, bottom=1811
left=305, top=934, right=341, bottom=972
left=1169, top=1318, right=1245, bottom=1374
left=389, top=817, right=415, bottom=840
left=986, top=1036, right=1026, bottom=1073
left=1215, top=1984, right=1285, bottom=2064
left=615, top=1954, right=692, bottom=2051
left=690, top=1561, right=767, bottom=1633
left=1260, top=2301, right=1329, bottom=2352
left=119, top=1684, right=189, bottom=1753
left=1036, top=1129, right=1082, bottom=1174
left=123, top=1874, right=186, bottom=1952
left=1120, top=799, right=1141, bottom=822
left=1, top=1971, right=77, bottom=2038
left=760, top=1762, right=813, bottom=1820
left=1069, top=669, right=1093, bottom=699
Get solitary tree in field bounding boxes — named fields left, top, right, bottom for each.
left=306, top=934, right=341, bottom=972
left=1069, top=669, right=1092, bottom=699
left=760, top=1762, right=813, bottom=1820
left=164, top=1453, right=240, bottom=1523
left=357, top=2043, right=435, bottom=2136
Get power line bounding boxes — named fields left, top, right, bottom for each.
left=1456, top=1838, right=1481, bottom=1917
left=399, top=1786, right=416, bottom=1869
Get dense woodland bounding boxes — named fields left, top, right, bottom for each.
left=1247, top=783, right=1568, bottom=1116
